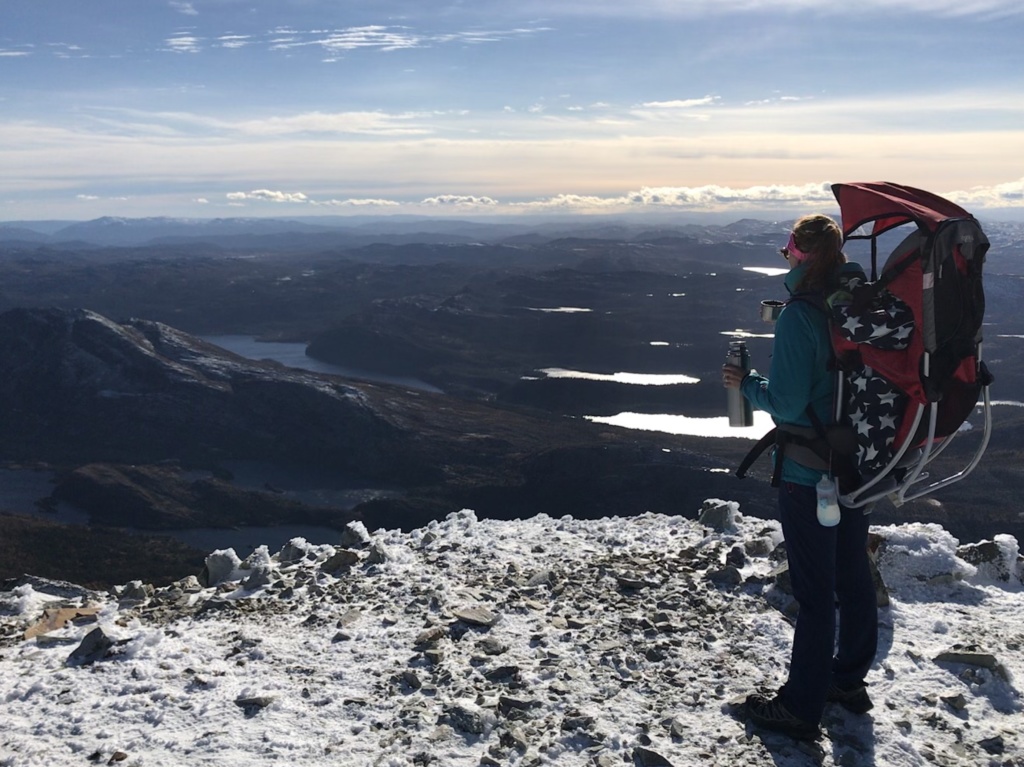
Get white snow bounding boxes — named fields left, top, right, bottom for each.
left=1, top=507, right=1021, bottom=766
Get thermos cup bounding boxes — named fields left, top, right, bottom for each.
left=760, top=300, right=785, bottom=322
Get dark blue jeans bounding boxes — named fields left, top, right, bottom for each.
left=777, top=481, right=878, bottom=724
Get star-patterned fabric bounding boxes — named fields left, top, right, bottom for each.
left=829, top=273, right=916, bottom=476
left=844, top=365, right=909, bottom=474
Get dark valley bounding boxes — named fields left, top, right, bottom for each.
left=2, top=215, right=1022, bottom=587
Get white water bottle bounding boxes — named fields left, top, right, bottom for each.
left=816, top=475, right=841, bottom=527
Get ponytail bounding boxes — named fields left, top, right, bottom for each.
left=792, top=214, right=845, bottom=293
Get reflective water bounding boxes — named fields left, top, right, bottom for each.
left=586, top=410, right=775, bottom=440
left=202, top=335, right=442, bottom=393
left=721, top=329, right=775, bottom=340
left=535, top=368, right=700, bottom=385
left=526, top=307, right=593, bottom=313
left=0, top=468, right=89, bottom=523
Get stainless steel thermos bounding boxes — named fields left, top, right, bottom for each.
left=726, top=340, right=753, bottom=427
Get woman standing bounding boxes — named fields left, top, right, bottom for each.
left=722, top=214, right=878, bottom=740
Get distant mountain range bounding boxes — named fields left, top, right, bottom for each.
left=0, top=214, right=801, bottom=250
left=3, top=214, right=1022, bottom=275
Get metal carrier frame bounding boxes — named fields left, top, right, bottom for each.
left=837, top=350, right=993, bottom=509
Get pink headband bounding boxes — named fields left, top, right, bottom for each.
left=785, top=232, right=810, bottom=263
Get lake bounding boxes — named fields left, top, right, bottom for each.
left=586, top=410, right=775, bottom=439
left=202, top=335, right=443, bottom=393
left=532, top=368, right=701, bottom=385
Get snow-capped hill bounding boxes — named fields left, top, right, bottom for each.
left=1, top=505, right=1021, bottom=767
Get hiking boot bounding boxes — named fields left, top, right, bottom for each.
left=745, top=693, right=820, bottom=740
left=826, top=682, right=873, bottom=714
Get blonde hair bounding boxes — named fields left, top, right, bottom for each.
left=791, top=214, right=846, bottom=293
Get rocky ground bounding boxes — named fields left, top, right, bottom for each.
left=1, top=504, right=1021, bottom=766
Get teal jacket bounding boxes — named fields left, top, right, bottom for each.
left=739, top=263, right=846, bottom=486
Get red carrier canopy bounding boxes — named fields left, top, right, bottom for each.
left=831, top=181, right=974, bottom=239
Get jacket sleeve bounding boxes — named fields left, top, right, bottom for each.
left=739, top=304, right=820, bottom=425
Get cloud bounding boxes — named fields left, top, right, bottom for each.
left=312, top=198, right=401, bottom=207
left=222, top=192, right=403, bottom=208
left=946, top=177, right=1024, bottom=207
left=207, top=185, right=863, bottom=214
left=0, top=50, right=31, bottom=57
left=745, top=95, right=812, bottom=106
left=67, top=180, right=1024, bottom=218
left=217, top=35, right=251, bottom=50
left=514, top=180, right=1024, bottom=213
left=511, top=194, right=624, bottom=211
left=275, top=26, right=422, bottom=53
left=210, top=24, right=553, bottom=57
left=48, top=42, right=86, bottom=59
left=509, top=183, right=836, bottom=213
left=627, top=182, right=835, bottom=207
left=628, top=97, right=720, bottom=124
left=231, top=111, right=431, bottom=137
left=80, top=107, right=433, bottom=138
left=227, top=190, right=309, bottom=203
left=170, top=1, right=198, bottom=16
left=639, top=96, right=718, bottom=109
left=164, top=33, right=201, bottom=54
left=421, top=195, right=499, bottom=206
left=435, top=28, right=554, bottom=44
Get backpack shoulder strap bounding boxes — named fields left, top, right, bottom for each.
left=735, top=427, right=777, bottom=480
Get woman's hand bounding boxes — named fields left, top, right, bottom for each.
left=722, top=363, right=746, bottom=389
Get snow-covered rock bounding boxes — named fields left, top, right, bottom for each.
left=1, top=506, right=1021, bottom=766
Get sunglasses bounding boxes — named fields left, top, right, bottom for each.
left=779, top=233, right=809, bottom=263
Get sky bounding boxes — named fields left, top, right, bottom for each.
left=2, top=0, right=1024, bottom=221
left=1, top=508, right=1021, bottom=765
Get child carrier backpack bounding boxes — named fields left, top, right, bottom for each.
left=739, top=181, right=993, bottom=508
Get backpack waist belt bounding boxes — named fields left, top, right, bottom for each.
left=736, top=406, right=858, bottom=488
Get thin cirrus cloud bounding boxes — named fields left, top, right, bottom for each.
left=217, top=35, right=252, bottom=50
left=170, top=1, right=198, bottom=16
left=82, top=107, right=435, bottom=138
left=230, top=111, right=432, bottom=137
left=313, top=198, right=401, bottom=208
left=270, top=26, right=423, bottom=53
left=161, top=24, right=550, bottom=56
left=163, top=33, right=201, bottom=54
left=274, top=25, right=550, bottom=54
left=226, top=192, right=499, bottom=209
left=638, top=97, right=719, bottom=109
